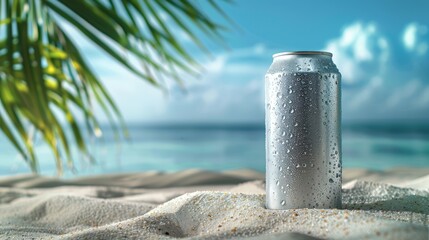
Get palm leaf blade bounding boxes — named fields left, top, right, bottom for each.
left=0, top=0, right=231, bottom=174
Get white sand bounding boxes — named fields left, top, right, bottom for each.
left=0, top=168, right=428, bottom=239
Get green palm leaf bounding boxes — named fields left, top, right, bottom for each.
left=0, top=0, right=230, bottom=174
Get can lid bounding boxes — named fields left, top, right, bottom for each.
left=273, top=51, right=332, bottom=58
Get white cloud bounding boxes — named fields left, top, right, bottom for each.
left=403, top=24, right=418, bottom=49
left=205, top=55, right=227, bottom=74
left=325, top=22, right=390, bottom=113
left=326, top=21, right=429, bottom=120
left=160, top=45, right=269, bottom=123
left=403, top=23, right=428, bottom=55
left=89, top=44, right=270, bottom=124
left=325, top=22, right=389, bottom=85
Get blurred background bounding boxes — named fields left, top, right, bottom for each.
left=1, top=0, right=428, bottom=177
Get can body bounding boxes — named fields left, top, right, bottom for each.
left=265, top=51, right=341, bottom=209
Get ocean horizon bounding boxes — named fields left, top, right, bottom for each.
left=0, top=121, right=428, bottom=178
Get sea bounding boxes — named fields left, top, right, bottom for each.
left=0, top=123, right=428, bottom=178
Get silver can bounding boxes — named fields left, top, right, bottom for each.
left=265, top=51, right=341, bottom=209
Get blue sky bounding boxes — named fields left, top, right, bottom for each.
left=69, top=0, right=429, bottom=124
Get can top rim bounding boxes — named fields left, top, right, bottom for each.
left=273, top=51, right=332, bottom=58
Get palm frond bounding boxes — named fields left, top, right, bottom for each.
left=0, top=0, right=230, bottom=174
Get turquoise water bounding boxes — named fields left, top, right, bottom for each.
left=0, top=123, right=428, bottom=177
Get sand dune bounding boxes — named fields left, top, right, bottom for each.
left=0, top=168, right=428, bottom=239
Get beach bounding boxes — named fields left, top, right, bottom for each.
left=0, top=168, right=428, bottom=239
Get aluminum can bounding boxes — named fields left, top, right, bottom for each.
left=265, top=51, right=341, bottom=209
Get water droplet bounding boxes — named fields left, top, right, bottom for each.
left=335, top=150, right=338, bottom=155
left=329, top=178, right=334, bottom=183
left=289, top=133, right=293, bottom=138
left=283, top=103, right=286, bottom=108
left=290, top=109, right=295, bottom=114
left=302, top=163, right=307, bottom=167
left=289, top=89, right=293, bottom=94
left=294, top=122, right=298, bottom=127
left=282, top=131, right=286, bottom=136
left=296, top=164, right=300, bottom=168
left=288, top=100, right=292, bottom=104
left=281, top=200, right=286, bottom=205
left=276, top=180, right=279, bottom=185
left=282, top=115, right=286, bottom=120
left=277, top=92, right=283, bottom=98
left=279, top=166, right=283, bottom=171
left=287, top=149, right=290, bottom=153
left=310, top=163, right=314, bottom=168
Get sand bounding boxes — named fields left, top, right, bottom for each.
left=0, top=168, right=428, bottom=239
